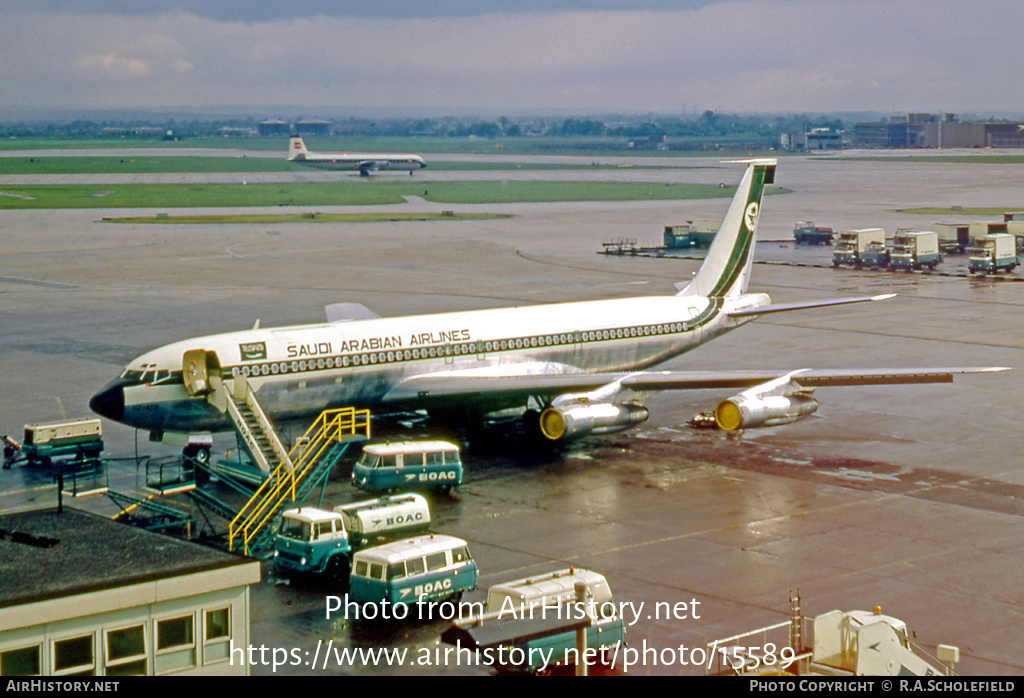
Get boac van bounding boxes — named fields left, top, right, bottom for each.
left=481, top=568, right=626, bottom=672
left=351, top=440, right=463, bottom=494
left=349, top=534, right=476, bottom=608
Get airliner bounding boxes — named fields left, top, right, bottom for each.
left=90, top=159, right=1004, bottom=446
left=286, top=136, right=426, bottom=176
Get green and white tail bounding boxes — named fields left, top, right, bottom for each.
left=677, top=158, right=776, bottom=298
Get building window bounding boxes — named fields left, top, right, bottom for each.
left=155, top=615, right=195, bottom=674
left=1, top=645, right=41, bottom=676
left=105, top=625, right=147, bottom=676
left=52, top=635, right=95, bottom=676
left=204, top=608, right=231, bottom=664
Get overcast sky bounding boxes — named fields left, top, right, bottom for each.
left=2, top=1, right=1021, bottom=117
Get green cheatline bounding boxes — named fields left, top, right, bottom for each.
left=101, top=212, right=515, bottom=224
left=896, top=207, right=1024, bottom=216
left=0, top=180, right=780, bottom=209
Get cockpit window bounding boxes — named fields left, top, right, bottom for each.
left=119, top=369, right=145, bottom=382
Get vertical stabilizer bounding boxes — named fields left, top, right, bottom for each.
left=287, top=135, right=308, bottom=161
left=677, top=159, right=776, bottom=298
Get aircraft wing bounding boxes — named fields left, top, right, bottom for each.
left=325, top=302, right=380, bottom=322
left=382, top=365, right=1008, bottom=404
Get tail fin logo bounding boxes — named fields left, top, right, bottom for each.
left=744, top=202, right=759, bottom=233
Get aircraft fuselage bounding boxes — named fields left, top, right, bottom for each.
left=90, top=293, right=754, bottom=435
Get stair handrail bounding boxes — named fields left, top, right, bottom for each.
left=228, top=406, right=371, bottom=554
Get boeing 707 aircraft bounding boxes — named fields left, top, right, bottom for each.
left=90, top=159, right=1004, bottom=447
left=286, top=136, right=426, bottom=176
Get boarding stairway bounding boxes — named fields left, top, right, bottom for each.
left=225, top=387, right=371, bottom=556
left=224, top=376, right=292, bottom=475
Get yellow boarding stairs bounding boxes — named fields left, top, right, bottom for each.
left=216, top=375, right=370, bottom=556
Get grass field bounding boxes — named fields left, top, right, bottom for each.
left=897, top=206, right=1024, bottom=216
left=0, top=135, right=780, bottom=158
left=102, top=212, right=514, bottom=224
left=0, top=180, right=756, bottom=209
left=837, top=154, right=1024, bottom=165
left=0, top=155, right=700, bottom=175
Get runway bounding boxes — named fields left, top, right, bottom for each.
left=1, top=151, right=1022, bottom=675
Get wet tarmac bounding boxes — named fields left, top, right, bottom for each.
left=1, top=151, right=1022, bottom=675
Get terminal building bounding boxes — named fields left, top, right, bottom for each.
left=852, top=113, right=1024, bottom=148
left=0, top=507, right=259, bottom=676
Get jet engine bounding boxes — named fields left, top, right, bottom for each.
left=539, top=401, right=649, bottom=441
left=713, top=371, right=817, bottom=431
left=714, top=393, right=818, bottom=430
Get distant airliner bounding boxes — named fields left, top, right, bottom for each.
left=91, top=159, right=1005, bottom=447
left=286, top=136, right=426, bottom=176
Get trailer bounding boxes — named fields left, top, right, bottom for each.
left=933, top=222, right=971, bottom=254
left=793, top=221, right=834, bottom=245
left=663, top=224, right=694, bottom=249
left=689, top=219, right=719, bottom=248
left=832, top=228, right=887, bottom=268
left=967, top=233, right=1019, bottom=274
left=890, top=230, right=943, bottom=271
left=18, top=418, right=104, bottom=466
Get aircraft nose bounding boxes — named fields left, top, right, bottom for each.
left=89, top=381, right=125, bottom=423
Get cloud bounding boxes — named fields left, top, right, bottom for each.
left=2, top=1, right=1024, bottom=113
left=75, top=53, right=151, bottom=80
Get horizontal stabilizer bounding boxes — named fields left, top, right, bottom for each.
left=325, top=302, right=380, bottom=322
left=727, top=293, right=896, bottom=318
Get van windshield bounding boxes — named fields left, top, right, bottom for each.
left=357, top=452, right=379, bottom=468
left=279, top=517, right=311, bottom=541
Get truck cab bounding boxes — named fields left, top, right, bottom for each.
left=274, top=507, right=351, bottom=576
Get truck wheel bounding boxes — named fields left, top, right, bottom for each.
left=326, top=555, right=349, bottom=580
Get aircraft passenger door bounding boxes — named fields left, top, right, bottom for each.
left=573, top=331, right=583, bottom=357
left=182, top=350, right=223, bottom=396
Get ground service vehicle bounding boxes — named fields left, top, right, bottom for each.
left=832, top=228, right=887, bottom=268
left=273, top=493, right=431, bottom=576
left=968, top=233, right=1019, bottom=274
left=481, top=568, right=626, bottom=673
left=890, top=231, right=943, bottom=271
left=933, top=223, right=971, bottom=254
left=348, top=534, right=476, bottom=607
left=351, top=441, right=462, bottom=494
left=793, top=221, right=834, bottom=245
left=19, top=419, right=104, bottom=466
